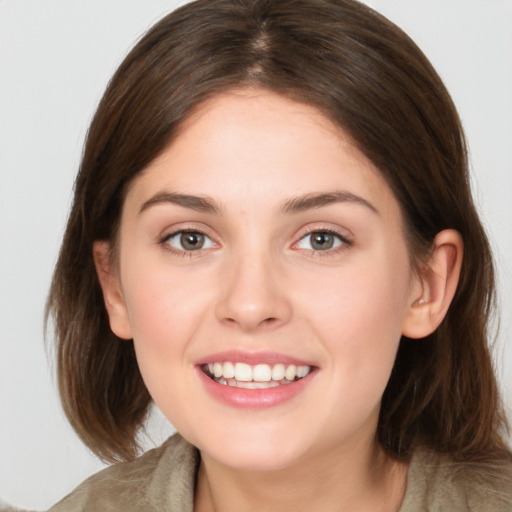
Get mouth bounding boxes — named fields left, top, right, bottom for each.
left=201, top=361, right=313, bottom=389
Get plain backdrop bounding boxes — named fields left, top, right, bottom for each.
left=1, top=1, right=511, bottom=509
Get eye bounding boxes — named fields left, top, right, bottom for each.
left=296, top=231, right=346, bottom=251
left=163, top=231, right=215, bottom=251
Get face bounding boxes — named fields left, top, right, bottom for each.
left=103, top=89, right=422, bottom=471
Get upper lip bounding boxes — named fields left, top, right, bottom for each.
left=195, top=350, right=316, bottom=367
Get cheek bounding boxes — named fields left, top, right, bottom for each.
left=121, top=267, right=213, bottom=425
left=299, top=266, right=408, bottom=438
left=301, top=251, right=411, bottom=386
left=119, top=261, right=210, bottom=382
left=121, top=247, right=210, bottom=334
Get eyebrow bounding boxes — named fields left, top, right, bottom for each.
left=281, top=191, right=379, bottom=215
left=139, top=190, right=378, bottom=216
left=139, top=192, right=222, bottom=215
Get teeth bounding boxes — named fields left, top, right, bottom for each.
left=213, top=362, right=223, bottom=378
left=235, top=362, right=253, bottom=382
left=223, top=361, right=235, bottom=379
left=232, top=380, right=281, bottom=389
left=285, top=364, right=297, bottom=381
left=297, top=365, right=310, bottom=378
left=204, top=361, right=312, bottom=385
left=253, top=364, right=272, bottom=382
left=271, top=364, right=285, bottom=381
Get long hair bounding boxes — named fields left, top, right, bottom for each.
left=46, top=0, right=510, bottom=463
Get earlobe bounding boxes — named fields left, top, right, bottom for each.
left=401, top=229, right=463, bottom=339
left=93, top=241, right=133, bottom=340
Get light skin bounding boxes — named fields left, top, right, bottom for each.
left=94, top=89, right=463, bottom=512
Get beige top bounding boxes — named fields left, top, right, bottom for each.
left=47, top=434, right=512, bottom=511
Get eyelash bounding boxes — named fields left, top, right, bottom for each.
left=159, top=228, right=216, bottom=258
left=158, top=227, right=352, bottom=257
left=294, top=228, right=353, bottom=257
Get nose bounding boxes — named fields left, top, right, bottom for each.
left=215, top=249, right=293, bottom=332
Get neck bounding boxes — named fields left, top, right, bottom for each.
left=194, top=437, right=408, bottom=512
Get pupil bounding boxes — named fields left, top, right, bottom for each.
left=181, top=232, right=204, bottom=250
left=311, top=232, right=334, bottom=250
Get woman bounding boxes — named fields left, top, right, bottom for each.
left=46, top=0, right=512, bottom=510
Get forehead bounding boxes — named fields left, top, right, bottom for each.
left=124, top=89, right=401, bottom=220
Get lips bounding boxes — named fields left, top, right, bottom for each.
left=196, top=352, right=317, bottom=408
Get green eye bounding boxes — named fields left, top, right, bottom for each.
left=297, top=231, right=344, bottom=251
left=165, top=231, right=214, bottom=251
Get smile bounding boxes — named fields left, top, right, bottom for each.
left=202, top=362, right=312, bottom=389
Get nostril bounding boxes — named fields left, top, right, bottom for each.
left=222, top=316, right=277, bottom=328
left=256, top=316, right=279, bottom=328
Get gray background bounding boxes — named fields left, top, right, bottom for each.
left=1, top=1, right=511, bottom=509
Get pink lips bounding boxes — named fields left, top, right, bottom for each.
left=195, top=350, right=313, bottom=367
left=195, top=350, right=316, bottom=409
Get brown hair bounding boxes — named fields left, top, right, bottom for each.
left=47, top=0, right=510, bottom=464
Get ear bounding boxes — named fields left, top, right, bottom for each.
left=93, top=241, right=133, bottom=340
left=401, top=229, right=463, bottom=339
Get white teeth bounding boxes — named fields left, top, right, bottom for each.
left=223, top=361, right=235, bottom=379
left=234, top=380, right=280, bottom=389
left=297, top=365, right=310, bottom=378
left=271, top=364, right=285, bottom=381
left=285, top=364, right=297, bottom=381
left=213, top=362, right=223, bottom=378
left=205, top=361, right=312, bottom=385
left=253, top=364, right=272, bottom=382
left=234, top=362, right=253, bottom=382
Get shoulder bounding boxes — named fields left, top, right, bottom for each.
left=401, top=448, right=512, bottom=512
left=46, top=433, right=199, bottom=512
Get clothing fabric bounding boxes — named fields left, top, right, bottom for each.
left=47, top=433, right=512, bottom=511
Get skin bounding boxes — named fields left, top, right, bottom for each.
left=95, top=89, right=463, bottom=512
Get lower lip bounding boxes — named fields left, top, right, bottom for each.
left=197, top=367, right=315, bottom=409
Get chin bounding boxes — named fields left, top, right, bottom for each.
left=188, top=424, right=311, bottom=472
left=208, top=443, right=304, bottom=472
